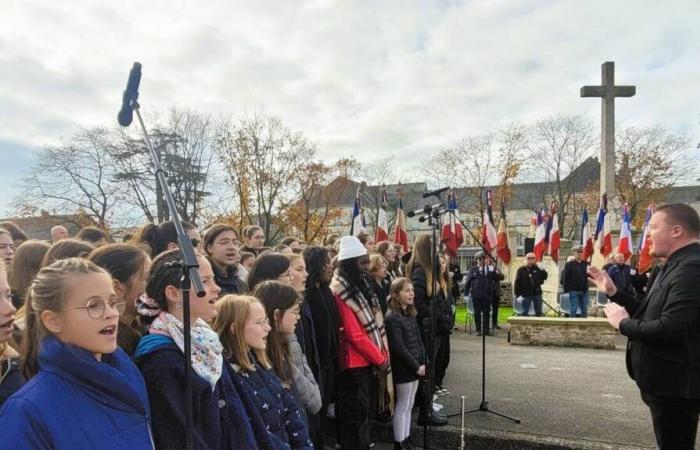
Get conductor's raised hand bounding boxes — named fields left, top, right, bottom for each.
left=587, top=266, right=617, bottom=296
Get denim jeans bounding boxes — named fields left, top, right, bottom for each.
left=568, top=291, right=587, bottom=318
left=521, top=295, right=543, bottom=317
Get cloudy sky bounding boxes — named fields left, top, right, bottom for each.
left=1, top=0, right=699, bottom=215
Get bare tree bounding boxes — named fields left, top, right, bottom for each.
left=216, top=113, right=316, bottom=243
left=616, top=124, right=694, bottom=226
left=13, top=127, right=120, bottom=229
left=357, top=156, right=400, bottom=230
left=523, top=114, right=596, bottom=239
left=110, top=108, right=216, bottom=224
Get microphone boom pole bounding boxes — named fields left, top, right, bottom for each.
left=118, top=62, right=205, bottom=450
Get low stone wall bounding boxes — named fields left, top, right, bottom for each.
left=507, top=317, right=616, bottom=350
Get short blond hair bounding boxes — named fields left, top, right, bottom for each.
left=213, top=294, right=270, bottom=372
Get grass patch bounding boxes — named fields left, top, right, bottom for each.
left=455, top=304, right=514, bottom=326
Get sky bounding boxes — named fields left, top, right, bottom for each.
left=1, top=0, right=699, bottom=215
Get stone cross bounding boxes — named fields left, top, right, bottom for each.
left=580, top=62, right=635, bottom=204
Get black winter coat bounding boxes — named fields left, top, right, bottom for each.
left=411, top=266, right=453, bottom=337
left=214, top=264, right=249, bottom=295
left=514, top=265, right=548, bottom=297
left=0, top=356, right=23, bottom=409
left=369, top=277, right=390, bottom=315
left=385, top=309, right=426, bottom=383
left=611, top=242, right=700, bottom=399
left=562, top=260, right=589, bottom=293
left=305, top=284, right=339, bottom=373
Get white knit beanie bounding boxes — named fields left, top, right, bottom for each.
left=337, top=235, right=368, bottom=261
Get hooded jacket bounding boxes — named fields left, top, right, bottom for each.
left=0, top=336, right=153, bottom=450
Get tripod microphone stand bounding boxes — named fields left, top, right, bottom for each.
left=444, top=211, right=520, bottom=424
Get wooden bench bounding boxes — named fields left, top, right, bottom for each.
left=506, top=317, right=617, bottom=350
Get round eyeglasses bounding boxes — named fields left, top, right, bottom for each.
left=64, top=298, right=126, bottom=319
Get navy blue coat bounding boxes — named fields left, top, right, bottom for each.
left=0, top=355, right=23, bottom=409
left=134, top=334, right=267, bottom=450
left=0, top=336, right=153, bottom=450
left=229, top=356, right=314, bottom=450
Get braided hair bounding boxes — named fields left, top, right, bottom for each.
left=138, top=249, right=183, bottom=325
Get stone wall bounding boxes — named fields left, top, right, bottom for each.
left=507, top=317, right=616, bottom=350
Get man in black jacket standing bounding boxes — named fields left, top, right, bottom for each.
left=465, top=251, right=503, bottom=336
left=562, top=246, right=589, bottom=317
left=514, top=252, right=548, bottom=316
left=589, top=203, right=700, bottom=450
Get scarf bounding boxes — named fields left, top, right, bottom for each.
left=150, top=312, right=223, bottom=390
left=331, top=273, right=394, bottom=413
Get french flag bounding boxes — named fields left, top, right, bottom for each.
left=594, top=194, right=612, bottom=258
left=375, top=189, right=389, bottom=242
left=533, top=208, right=549, bottom=262
left=350, top=190, right=365, bottom=237
left=581, top=207, right=594, bottom=261
left=441, top=192, right=463, bottom=257
left=617, top=204, right=633, bottom=261
left=637, top=204, right=655, bottom=273
left=548, top=202, right=560, bottom=263
left=481, top=190, right=498, bottom=256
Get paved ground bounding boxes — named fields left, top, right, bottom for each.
left=434, top=328, right=657, bottom=448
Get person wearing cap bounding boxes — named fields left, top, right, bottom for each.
left=562, top=245, right=590, bottom=317
left=514, top=252, right=548, bottom=317
left=330, top=236, right=390, bottom=450
left=465, top=251, right=503, bottom=336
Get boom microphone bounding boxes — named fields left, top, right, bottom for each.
left=422, top=186, right=450, bottom=199
left=117, top=62, right=142, bottom=127
left=407, top=203, right=442, bottom=218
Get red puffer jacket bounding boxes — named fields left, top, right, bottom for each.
left=334, top=296, right=387, bottom=371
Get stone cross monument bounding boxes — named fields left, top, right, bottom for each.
left=580, top=62, right=636, bottom=215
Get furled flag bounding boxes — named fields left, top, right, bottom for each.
left=548, top=202, right=560, bottom=264
left=594, top=194, right=613, bottom=257
left=375, top=189, right=389, bottom=242
left=617, top=203, right=633, bottom=261
left=581, top=207, right=594, bottom=261
left=481, top=190, right=498, bottom=256
left=350, top=189, right=366, bottom=237
left=533, top=208, right=549, bottom=262
left=529, top=212, right=537, bottom=238
left=441, top=192, right=464, bottom=257
left=496, top=201, right=512, bottom=265
left=637, top=204, right=655, bottom=273
left=393, top=194, right=409, bottom=252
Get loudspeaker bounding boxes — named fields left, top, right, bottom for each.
left=524, top=238, right=534, bottom=254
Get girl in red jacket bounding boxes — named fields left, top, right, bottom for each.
left=330, top=236, right=390, bottom=450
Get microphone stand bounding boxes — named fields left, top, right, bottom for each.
left=443, top=210, right=519, bottom=424
left=132, top=100, right=206, bottom=450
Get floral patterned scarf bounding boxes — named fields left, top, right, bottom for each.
left=150, top=312, right=223, bottom=390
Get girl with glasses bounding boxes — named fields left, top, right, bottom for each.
left=0, top=258, right=154, bottom=449
left=88, top=244, right=151, bottom=356
left=213, top=294, right=313, bottom=450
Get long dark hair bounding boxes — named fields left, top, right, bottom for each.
left=338, top=256, right=373, bottom=302
left=252, top=280, right=299, bottom=385
left=247, top=253, right=290, bottom=291
left=88, top=243, right=148, bottom=286
left=303, top=246, right=329, bottom=291
left=131, top=221, right=196, bottom=258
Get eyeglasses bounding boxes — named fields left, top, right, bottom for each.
left=64, top=298, right=126, bottom=319
left=286, top=308, right=301, bottom=317
left=253, top=317, right=270, bottom=328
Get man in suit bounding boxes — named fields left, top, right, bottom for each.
left=588, top=203, right=700, bottom=450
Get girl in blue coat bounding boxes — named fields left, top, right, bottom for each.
left=134, top=249, right=272, bottom=450
left=213, top=294, right=314, bottom=450
left=0, top=258, right=154, bottom=450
